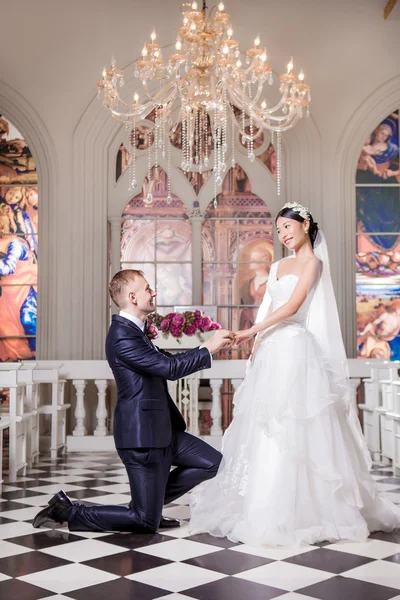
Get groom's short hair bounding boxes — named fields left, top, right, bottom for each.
left=109, top=269, right=144, bottom=308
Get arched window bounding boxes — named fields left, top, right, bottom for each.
left=120, top=167, right=192, bottom=314
left=0, top=115, right=38, bottom=362
left=355, top=110, right=400, bottom=360
left=202, top=163, right=273, bottom=359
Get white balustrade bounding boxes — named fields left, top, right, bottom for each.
left=0, top=364, right=29, bottom=483
left=0, top=358, right=386, bottom=459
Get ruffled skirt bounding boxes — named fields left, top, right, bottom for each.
left=189, top=323, right=400, bottom=546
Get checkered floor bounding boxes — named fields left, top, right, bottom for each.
left=0, top=453, right=399, bottom=600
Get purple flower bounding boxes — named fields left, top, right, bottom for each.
left=210, top=322, right=221, bottom=330
left=183, top=324, right=197, bottom=336
left=146, top=322, right=159, bottom=339
left=172, top=313, right=185, bottom=326
left=170, top=325, right=183, bottom=338
left=201, top=316, right=212, bottom=331
left=194, top=310, right=202, bottom=318
left=160, top=319, right=170, bottom=333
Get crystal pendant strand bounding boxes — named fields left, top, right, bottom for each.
left=144, top=130, right=153, bottom=205
left=154, top=108, right=159, bottom=181
left=276, top=130, right=282, bottom=196
left=204, top=111, right=209, bottom=169
left=231, top=110, right=236, bottom=168
left=167, top=130, right=172, bottom=204
left=198, top=108, right=203, bottom=173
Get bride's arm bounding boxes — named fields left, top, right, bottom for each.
left=236, top=259, right=321, bottom=343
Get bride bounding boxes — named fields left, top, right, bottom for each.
left=189, top=202, right=400, bottom=546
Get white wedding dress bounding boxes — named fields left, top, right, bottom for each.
left=190, top=235, right=400, bottom=546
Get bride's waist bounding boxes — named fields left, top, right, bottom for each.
left=258, top=320, right=308, bottom=345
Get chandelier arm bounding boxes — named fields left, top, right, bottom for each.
left=227, top=83, right=290, bottom=117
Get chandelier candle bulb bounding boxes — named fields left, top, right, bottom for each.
left=218, top=2, right=224, bottom=11
left=298, top=69, right=305, bottom=81
left=254, top=35, right=260, bottom=47
left=287, top=57, right=294, bottom=73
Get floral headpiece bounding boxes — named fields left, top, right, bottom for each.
left=281, top=202, right=310, bottom=221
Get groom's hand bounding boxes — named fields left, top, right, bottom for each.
left=203, top=329, right=235, bottom=355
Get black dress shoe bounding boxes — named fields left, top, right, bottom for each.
left=32, top=490, right=73, bottom=528
left=159, top=516, right=181, bottom=529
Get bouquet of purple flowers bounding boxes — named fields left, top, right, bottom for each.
left=147, top=310, right=221, bottom=343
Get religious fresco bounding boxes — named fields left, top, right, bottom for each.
left=0, top=119, right=38, bottom=361
left=356, top=185, right=400, bottom=359
left=356, top=111, right=399, bottom=185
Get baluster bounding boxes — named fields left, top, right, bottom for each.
left=210, top=378, right=223, bottom=436
left=94, top=379, right=108, bottom=436
left=72, top=379, right=87, bottom=436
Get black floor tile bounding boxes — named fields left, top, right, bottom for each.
left=83, top=548, right=172, bottom=575
left=1, top=489, right=48, bottom=501
left=6, top=529, right=85, bottom=549
left=385, top=552, right=400, bottom=564
left=0, top=579, right=54, bottom=600
left=66, top=577, right=169, bottom=600
left=186, top=533, right=240, bottom=548
left=69, top=489, right=116, bottom=500
left=0, top=501, right=32, bottom=512
left=0, top=551, right=72, bottom=576
left=375, top=477, right=400, bottom=485
left=97, top=531, right=174, bottom=549
left=369, top=530, right=400, bottom=544
left=185, top=576, right=285, bottom=600
left=298, top=575, right=400, bottom=600
left=185, top=549, right=273, bottom=575
left=0, top=516, right=16, bottom=525
left=284, top=547, right=374, bottom=573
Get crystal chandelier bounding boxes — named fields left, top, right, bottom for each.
left=97, top=0, right=311, bottom=201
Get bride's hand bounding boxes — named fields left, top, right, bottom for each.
left=234, top=329, right=255, bottom=345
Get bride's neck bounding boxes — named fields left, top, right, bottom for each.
left=293, top=239, right=314, bottom=259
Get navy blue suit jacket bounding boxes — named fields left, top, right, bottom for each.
left=106, top=315, right=212, bottom=449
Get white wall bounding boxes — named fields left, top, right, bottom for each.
left=0, top=0, right=399, bottom=359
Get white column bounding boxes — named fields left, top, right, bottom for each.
left=109, top=217, right=122, bottom=315
left=94, top=379, right=108, bottom=436
left=349, top=378, right=361, bottom=412
left=210, top=378, right=223, bottom=436
left=188, top=209, right=205, bottom=305
left=72, top=379, right=87, bottom=436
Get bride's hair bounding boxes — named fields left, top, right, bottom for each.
left=275, top=206, right=319, bottom=248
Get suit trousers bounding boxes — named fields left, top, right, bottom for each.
left=67, top=431, right=222, bottom=533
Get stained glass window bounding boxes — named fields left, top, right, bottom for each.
left=202, top=164, right=273, bottom=359
left=0, top=115, right=38, bottom=362
left=120, top=167, right=192, bottom=314
left=356, top=111, right=400, bottom=359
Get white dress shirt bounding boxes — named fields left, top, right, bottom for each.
left=119, top=311, right=145, bottom=332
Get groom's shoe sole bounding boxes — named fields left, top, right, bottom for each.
left=32, top=490, right=72, bottom=528
left=159, top=516, right=180, bottom=529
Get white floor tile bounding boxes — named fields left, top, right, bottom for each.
left=325, top=539, right=400, bottom=559
left=163, top=505, right=190, bottom=519
left=229, top=543, right=317, bottom=561
left=28, top=483, right=85, bottom=495
left=97, top=476, right=129, bottom=484
left=92, top=483, right=131, bottom=494
left=12, top=494, right=56, bottom=506
left=235, top=561, right=334, bottom=591
left=153, top=595, right=196, bottom=600
left=18, top=563, right=119, bottom=593
left=344, top=559, right=400, bottom=589
left=57, top=527, right=111, bottom=539
left=81, top=493, right=131, bottom=504
left=160, top=522, right=192, bottom=538
left=38, top=475, right=91, bottom=484
left=0, top=521, right=49, bottom=539
left=127, top=562, right=226, bottom=592
left=0, top=573, right=11, bottom=582
left=172, top=493, right=191, bottom=505
left=40, top=538, right=128, bottom=562
left=136, top=538, right=223, bottom=561
left=276, top=594, right=321, bottom=600
left=0, top=506, right=43, bottom=521
left=0, top=541, right=33, bottom=559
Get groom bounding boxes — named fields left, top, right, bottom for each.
left=33, top=269, right=233, bottom=533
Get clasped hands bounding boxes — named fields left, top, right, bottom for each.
left=205, top=327, right=255, bottom=354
